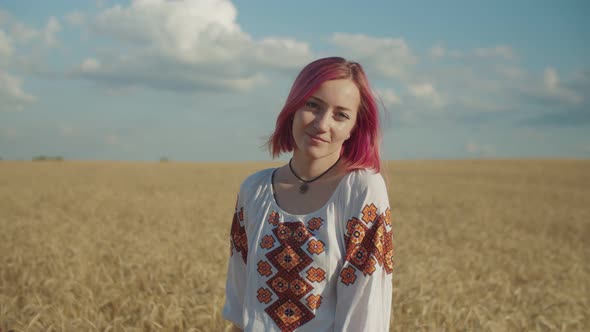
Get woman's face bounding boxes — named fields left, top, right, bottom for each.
left=292, top=79, right=360, bottom=161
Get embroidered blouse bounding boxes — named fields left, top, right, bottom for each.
left=223, top=168, right=393, bottom=332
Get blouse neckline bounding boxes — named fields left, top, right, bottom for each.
left=268, top=167, right=353, bottom=218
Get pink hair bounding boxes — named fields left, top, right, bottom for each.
left=268, top=57, right=382, bottom=172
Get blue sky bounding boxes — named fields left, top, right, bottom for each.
left=0, top=0, right=589, bottom=161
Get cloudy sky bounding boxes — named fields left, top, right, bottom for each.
left=0, top=0, right=588, bottom=161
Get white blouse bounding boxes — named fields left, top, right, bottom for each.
left=223, top=168, right=393, bottom=332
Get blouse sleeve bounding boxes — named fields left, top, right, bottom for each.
left=222, top=192, right=249, bottom=329
left=335, top=173, right=394, bottom=332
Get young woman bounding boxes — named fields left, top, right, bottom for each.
left=223, top=57, right=393, bottom=332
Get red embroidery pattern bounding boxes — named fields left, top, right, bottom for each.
left=230, top=204, right=248, bottom=264
left=385, top=207, right=392, bottom=227
left=258, top=260, right=273, bottom=277
left=268, top=211, right=280, bottom=225
left=264, top=221, right=316, bottom=332
left=307, top=239, right=325, bottom=255
left=258, top=287, right=273, bottom=304
left=340, top=266, right=357, bottom=286
left=307, top=217, right=323, bottom=231
left=274, top=300, right=305, bottom=328
left=305, top=267, right=326, bottom=283
left=293, top=226, right=311, bottom=242
left=306, top=294, right=322, bottom=310
left=229, top=239, right=234, bottom=257
left=380, top=209, right=394, bottom=274
left=383, top=227, right=394, bottom=274
left=340, top=203, right=394, bottom=285
left=260, top=235, right=276, bottom=249
left=361, top=203, right=378, bottom=224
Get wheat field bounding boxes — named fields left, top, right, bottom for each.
left=0, top=160, right=588, bottom=331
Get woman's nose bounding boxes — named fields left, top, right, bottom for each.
left=313, top=110, right=330, bottom=132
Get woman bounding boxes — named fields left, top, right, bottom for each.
left=223, top=57, right=393, bottom=332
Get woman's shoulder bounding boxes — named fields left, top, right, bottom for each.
left=338, top=168, right=389, bottom=215
left=346, top=168, right=387, bottom=191
left=239, top=167, right=275, bottom=193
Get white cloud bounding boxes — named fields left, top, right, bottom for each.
left=253, top=38, right=312, bottom=70
left=93, top=0, right=242, bottom=57
left=95, top=0, right=107, bottom=9
left=495, top=64, right=526, bottom=80
left=375, top=88, right=402, bottom=107
left=43, top=17, right=60, bottom=46
left=66, top=12, right=86, bottom=26
left=4, top=15, right=60, bottom=47
left=473, top=45, right=514, bottom=59
left=71, top=0, right=312, bottom=92
left=80, top=58, right=101, bottom=72
left=466, top=141, right=496, bottom=157
left=0, top=29, right=13, bottom=59
left=407, top=83, right=446, bottom=108
left=374, top=84, right=448, bottom=126
left=544, top=67, right=559, bottom=90
left=0, top=16, right=40, bottom=112
left=329, top=33, right=417, bottom=79
left=361, top=38, right=589, bottom=127
left=429, top=43, right=445, bottom=59
left=10, top=22, right=38, bottom=42
left=455, top=96, right=506, bottom=112
left=0, top=70, right=36, bottom=111
left=521, top=67, right=584, bottom=105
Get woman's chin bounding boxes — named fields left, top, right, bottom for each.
left=296, top=146, right=339, bottom=160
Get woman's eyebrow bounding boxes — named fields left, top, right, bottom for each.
left=309, top=96, right=352, bottom=112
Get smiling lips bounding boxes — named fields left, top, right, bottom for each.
left=307, top=133, right=328, bottom=144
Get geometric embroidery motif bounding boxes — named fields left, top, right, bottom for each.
left=264, top=221, right=316, bottom=332
left=340, top=266, right=357, bottom=286
left=275, top=246, right=303, bottom=271
left=258, top=260, right=273, bottom=277
left=307, top=239, right=325, bottom=255
left=230, top=202, right=248, bottom=264
left=307, top=217, right=323, bottom=231
left=361, top=203, right=378, bottom=224
left=238, top=207, right=244, bottom=223
left=306, top=294, right=322, bottom=310
left=305, top=267, right=326, bottom=283
left=260, top=235, right=276, bottom=249
left=340, top=203, right=394, bottom=285
left=258, top=287, right=273, bottom=304
left=268, top=210, right=280, bottom=225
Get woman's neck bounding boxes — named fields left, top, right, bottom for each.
left=290, top=151, right=342, bottom=180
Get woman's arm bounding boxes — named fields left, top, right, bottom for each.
left=222, top=194, right=249, bottom=330
left=334, top=172, right=393, bottom=331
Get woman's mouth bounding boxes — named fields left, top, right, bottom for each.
left=307, top=133, right=328, bottom=144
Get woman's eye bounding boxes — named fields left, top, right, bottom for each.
left=305, top=101, right=320, bottom=109
left=337, top=112, right=350, bottom=120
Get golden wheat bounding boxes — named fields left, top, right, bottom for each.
left=0, top=160, right=588, bottom=331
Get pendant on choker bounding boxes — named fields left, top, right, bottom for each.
left=289, top=156, right=341, bottom=195
left=299, top=183, right=309, bottom=194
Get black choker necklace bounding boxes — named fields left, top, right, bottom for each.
left=289, top=157, right=341, bottom=194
